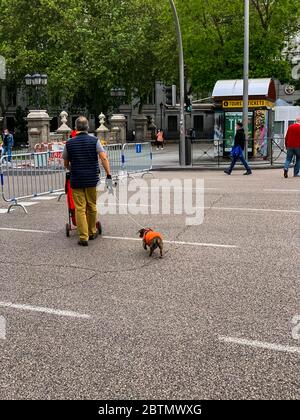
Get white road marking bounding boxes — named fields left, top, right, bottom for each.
left=99, top=202, right=205, bottom=209
left=219, top=335, right=300, bottom=355
left=205, top=206, right=300, bottom=215
left=31, top=196, right=57, bottom=201
left=98, top=203, right=151, bottom=208
left=0, top=209, right=9, bottom=214
left=17, top=202, right=38, bottom=207
left=105, top=203, right=300, bottom=215
left=164, top=239, right=236, bottom=249
left=134, top=187, right=218, bottom=191
left=205, top=177, right=261, bottom=181
left=0, top=301, right=91, bottom=319
left=0, top=227, right=54, bottom=234
left=0, top=315, right=6, bottom=340
left=0, top=227, right=237, bottom=248
left=102, top=236, right=237, bottom=249
left=264, top=189, right=300, bottom=193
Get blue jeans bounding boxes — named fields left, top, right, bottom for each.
left=228, top=152, right=252, bottom=174
left=284, top=148, right=300, bottom=176
left=2, top=146, right=12, bottom=162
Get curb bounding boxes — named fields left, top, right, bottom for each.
left=152, top=165, right=284, bottom=172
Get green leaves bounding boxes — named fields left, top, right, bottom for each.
left=0, top=0, right=299, bottom=113
left=0, top=0, right=176, bottom=112
left=176, top=0, right=300, bottom=95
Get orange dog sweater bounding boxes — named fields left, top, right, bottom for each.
left=143, top=229, right=163, bottom=246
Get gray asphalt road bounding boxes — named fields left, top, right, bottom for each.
left=0, top=168, right=299, bottom=400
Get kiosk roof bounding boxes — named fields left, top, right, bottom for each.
left=212, top=78, right=276, bottom=101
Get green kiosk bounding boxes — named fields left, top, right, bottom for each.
left=212, top=78, right=276, bottom=157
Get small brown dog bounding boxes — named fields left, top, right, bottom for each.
left=139, top=228, right=163, bottom=258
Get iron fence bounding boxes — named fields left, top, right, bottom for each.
left=191, top=137, right=287, bottom=167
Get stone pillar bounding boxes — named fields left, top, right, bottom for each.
left=111, top=127, right=121, bottom=144
left=110, top=114, right=127, bottom=144
left=26, top=109, right=51, bottom=151
left=56, top=111, right=72, bottom=141
left=134, top=114, right=148, bottom=142
left=96, top=113, right=109, bottom=144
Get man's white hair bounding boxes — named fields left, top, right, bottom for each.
left=75, top=116, right=89, bottom=132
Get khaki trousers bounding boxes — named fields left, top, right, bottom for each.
left=72, top=187, right=97, bottom=241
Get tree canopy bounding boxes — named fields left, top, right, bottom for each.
left=0, top=0, right=175, bottom=113
left=0, top=0, right=299, bottom=114
left=177, top=0, right=300, bottom=96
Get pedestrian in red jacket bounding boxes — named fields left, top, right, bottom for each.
left=284, top=116, right=300, bottom=178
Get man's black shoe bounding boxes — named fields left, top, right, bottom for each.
left=243, top=171, right=252, bottom=175
left=78, top=240, right=88, bottom=246
left=284, top=169, right=288, bottom=178
left=224, top=170, right=231, bottom=175
left=89, top=231, right=99, bottom=240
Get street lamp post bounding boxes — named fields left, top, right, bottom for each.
left=0, top=55, right=6, bottom=132
left=160, top=102, right=164, bottom=130
left=243, top=0, right=249, bottom=160
left=25, top=73, right=48, bottom=109
left=168, top=0, right=186, bottom=166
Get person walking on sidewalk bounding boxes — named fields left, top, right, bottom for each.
left=63, top=116, right=113, bottom=247
left=283, top=116, right=300, bottom=178
left=2, top=129, right=14, bottom=163
left=224, top=122, right=252, bottom=176
left=156, top=129, right=164, bottom=150
left=0, top=133, right=3, bottom=157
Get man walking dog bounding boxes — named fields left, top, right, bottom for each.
left=63, top=116, right=113, bottom=246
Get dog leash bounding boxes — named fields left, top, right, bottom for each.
left=104, top=181, right=180, bottom=258
left=106, top=182, right=146, bottom=230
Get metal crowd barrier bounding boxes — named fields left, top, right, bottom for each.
left=103, top=142, right=153, bottom=181
left=191, top=138, right=287, bottom=167
left=104, top=144, right=124, bottom=182
left=0, top=142, right=153, bottom=213
left=0, top=151, right=65, bottom=213
left=122, top=142, right=153, bottom=177
left=270, top=137, right=287, bottom=166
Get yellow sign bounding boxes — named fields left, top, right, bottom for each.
left=223, top=100, right=274, bottom=108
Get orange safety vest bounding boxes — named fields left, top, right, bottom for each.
left=143, top=229, right=163, bottom=246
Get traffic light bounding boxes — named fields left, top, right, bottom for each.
left=185, top=96, right=192, bottom=113
left=165, top=85, right=176, bottom=107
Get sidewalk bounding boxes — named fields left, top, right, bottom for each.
left=152, top=143, right=285, bottom=171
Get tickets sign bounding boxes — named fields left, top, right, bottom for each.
left=223, top=100, right=274, bottom=108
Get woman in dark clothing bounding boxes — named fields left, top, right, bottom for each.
left=224, top=122, right=252, bottom=175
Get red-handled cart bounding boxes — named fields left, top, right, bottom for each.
left=65, top=172, right=102, bottom=237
